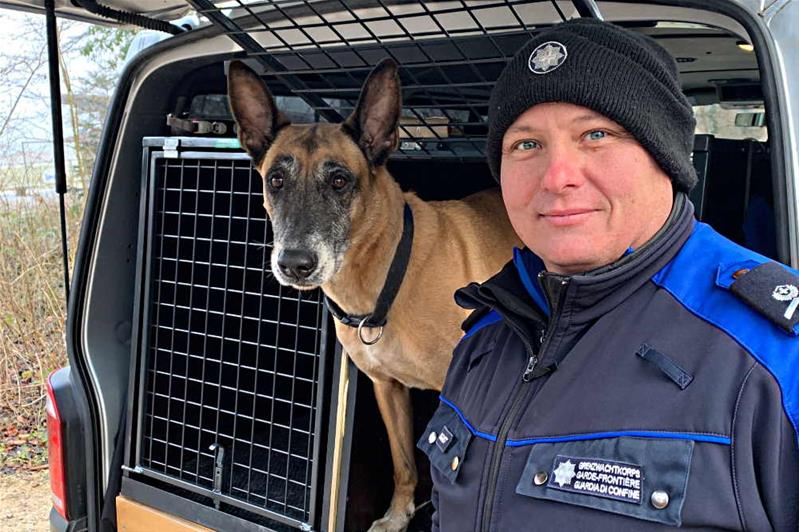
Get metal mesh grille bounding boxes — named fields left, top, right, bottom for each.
left=137, top=152, right=326, bottom=528
left=187, top=0, right=579, bottom=161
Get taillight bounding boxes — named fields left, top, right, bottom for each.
left=46, top=371, right=67, bottom=519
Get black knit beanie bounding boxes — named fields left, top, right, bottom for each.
left=486, top=18, right=697, bottom=192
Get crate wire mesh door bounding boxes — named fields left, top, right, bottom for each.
left=133, top=141, right=330, bottom=530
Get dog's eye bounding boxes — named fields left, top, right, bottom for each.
left=330, top=174, right=348, bottom=190
left=268, top=173, right=284, bottom=190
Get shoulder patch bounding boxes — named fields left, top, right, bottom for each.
left=729, top=262, right=799, bottom=334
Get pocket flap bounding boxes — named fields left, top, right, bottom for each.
left=417, top=403, right=473, bottom=483
left=516, top=437, right=694, bottom=526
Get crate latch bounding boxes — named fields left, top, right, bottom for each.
left=164, top=137, right=180, bottom=159
left=209, top=443, right=225, bottom=509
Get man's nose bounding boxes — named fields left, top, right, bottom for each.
left=539, top=144, right=583, bottom=192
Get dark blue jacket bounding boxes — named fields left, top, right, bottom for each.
left=419, top=195, right=799, bottom=531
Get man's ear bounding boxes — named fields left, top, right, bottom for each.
left=343, top=58, right=401, bottom=167
left=227, top=60, right=290, bottom=165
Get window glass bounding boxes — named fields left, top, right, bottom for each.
left=693, top=104, right=767, bottom=141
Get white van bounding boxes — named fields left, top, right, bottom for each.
left=8, top=1, right=796, bottom=530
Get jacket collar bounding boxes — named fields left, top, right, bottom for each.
left=456, top=192, right=696, bottom=332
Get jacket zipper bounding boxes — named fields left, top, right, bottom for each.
left=478, top=343, right=536, bottom=532
left=522, top=352, right=538, bottom=382
left=479, top=275, right=569, bottom=531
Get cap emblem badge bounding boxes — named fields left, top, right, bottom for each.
left=528, top=41, right=568, bottom=74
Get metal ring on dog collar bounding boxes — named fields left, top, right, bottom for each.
left=357, top=317, right=384, bottom=345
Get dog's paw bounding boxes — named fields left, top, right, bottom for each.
left=366, top=501, right=414, bottom=532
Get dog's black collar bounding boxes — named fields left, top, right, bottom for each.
left=325, top=202, right=414, bottom=330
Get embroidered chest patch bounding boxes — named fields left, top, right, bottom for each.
left=548, top=455, right=644, bottom=504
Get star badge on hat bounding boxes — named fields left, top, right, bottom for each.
left=528, top=41, right=568, bottom=74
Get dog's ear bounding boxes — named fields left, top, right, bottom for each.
left=344, top=58, right=401, bottom=167
left=227, top=60, right=290, bottom=165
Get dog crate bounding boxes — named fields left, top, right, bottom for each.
left=124, top=137, right=345, bottom=531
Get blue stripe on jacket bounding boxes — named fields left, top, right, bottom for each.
left=439, top=394, right=731, bottom=446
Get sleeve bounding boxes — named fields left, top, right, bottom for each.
left=731, top=364, right=799, bottom=531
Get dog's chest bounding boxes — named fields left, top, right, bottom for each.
left=349, top=342, right=389, bottom=374
left=336, top=328, right=427, bottom=387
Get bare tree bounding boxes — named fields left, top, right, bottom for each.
left=59, top=32, right=87, bottom=190
left=66, top=24, right=139, bottom=190
left=0, top=14, right=50, bottom=192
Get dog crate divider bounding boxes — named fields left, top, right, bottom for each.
left=184, top=0, right=581, bottom=162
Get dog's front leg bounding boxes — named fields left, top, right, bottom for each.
left=368, top=377, right=417, bottom=532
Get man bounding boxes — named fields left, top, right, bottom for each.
left=417, top=18, right=799, bottom=531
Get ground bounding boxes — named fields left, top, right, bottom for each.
left=0, top=470, right=52, bottom=532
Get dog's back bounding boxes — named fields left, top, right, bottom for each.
left=425, top=188, right=520, bottom=284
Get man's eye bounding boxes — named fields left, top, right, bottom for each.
left=586, top=130, right=607, bottom=141
left=513, top=140, right=540, bottom=151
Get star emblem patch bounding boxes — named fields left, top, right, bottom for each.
left=528, top=41, right=568, bottom=74
left=552, top=459, right=576, bottom=487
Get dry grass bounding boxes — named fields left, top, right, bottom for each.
left=0, top=192, right=83, bottom=470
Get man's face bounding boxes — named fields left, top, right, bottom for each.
left=500, top=102, right=675, bottom=275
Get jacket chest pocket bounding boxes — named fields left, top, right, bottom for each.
left=516, top=437, right=694, bottom=526
left=416, top=403, right=474, bottom=483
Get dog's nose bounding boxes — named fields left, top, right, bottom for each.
left=276, top=249, right=318, bottom=279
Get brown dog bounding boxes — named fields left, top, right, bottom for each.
left=228, top=58, right=520, bottom=531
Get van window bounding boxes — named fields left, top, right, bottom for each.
left=694, top=103, right=767, bottom=141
